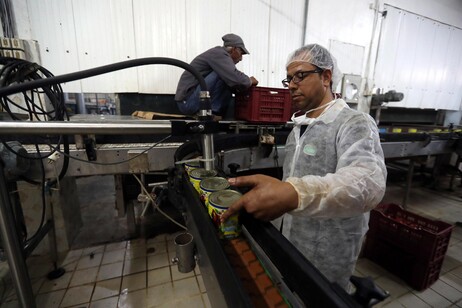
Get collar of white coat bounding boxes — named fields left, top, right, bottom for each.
left=290, top=99, right=348, bottom=126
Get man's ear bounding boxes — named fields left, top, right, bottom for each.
left=322, top=69, right=332, bottom=87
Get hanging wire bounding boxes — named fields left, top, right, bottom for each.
left=132, top=174, right=187, bottom=230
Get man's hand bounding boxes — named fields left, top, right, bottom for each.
left=221, top=174, right=298, bottom=222
left=250, top=76, right=259, bottom=86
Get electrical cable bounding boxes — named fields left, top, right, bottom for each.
left=0, top=57, right=70, bottom=248
left=132, top=174, right=187, bottom=230
left=23, top=145, right=47, bottom=245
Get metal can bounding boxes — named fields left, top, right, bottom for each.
left=189, top=168, right=217, bottom=193
left=208, top=190, right=242, bottom=239
left=200, top=177, right=230, bottom=207
left=184, top=159, right=201, bottom=175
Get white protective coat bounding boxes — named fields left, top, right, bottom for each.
left=281, top=99, right=387, bottom=290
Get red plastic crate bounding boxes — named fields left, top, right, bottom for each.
left=235, top=87, right=291, bottom=123
left=364, top=236, right=445, bottom=290
left=364, top=203, right=453, bottom=290
left=367, top=203, right=453, bottom=263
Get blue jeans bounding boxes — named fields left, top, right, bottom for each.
left=177, top=71, right=232, bottom=116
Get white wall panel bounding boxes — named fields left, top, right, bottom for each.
left=27, top=0, right=81, bottom=92
left=375, top=5, right=462, bottom=110
left=185, top=0, right=232, bottom=61
left=134, top=0, right=187, bottom=94
left=72, top=0, right=138, bottom=93
left=230, top=0, right=305, bottom=88
left=231, top=0, right=271, bottom=86
left=267, top=0, right=305, bottom=87
left=329, top=40, right=364, bottom=76
left=421, top=23, right=451, bottom=109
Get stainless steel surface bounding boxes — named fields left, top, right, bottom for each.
left=27, top=143, right=181, bottom=178
left=381, top=140, right=455, bottom=158
left=0, top=120, right=171, bottom=135
left=0, top=164, right=36, bottom=308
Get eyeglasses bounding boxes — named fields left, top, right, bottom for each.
left=281, top=68, right=324, bottom=87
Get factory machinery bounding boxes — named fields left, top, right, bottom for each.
left=0, top=57, right=460, bottom=307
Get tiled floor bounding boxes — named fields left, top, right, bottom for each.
left=0, top=176, right=462, bottom=307
left=0, top=234, right=210, bottom=307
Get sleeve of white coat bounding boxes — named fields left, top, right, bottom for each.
left=286, top=114, right=387, bottom=218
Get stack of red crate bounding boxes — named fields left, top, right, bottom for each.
left=363, top=203, right=453, bottom=290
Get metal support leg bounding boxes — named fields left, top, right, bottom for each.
left=0, top=163, right=36, bottom=308
left=403, top=159, right=415, bottom=208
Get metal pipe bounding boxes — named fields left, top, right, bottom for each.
left=0, top=121, right=171, bottom=135
left=0, top=162, right=36, bottom=308
left=201, top=134, right=215, bottom=171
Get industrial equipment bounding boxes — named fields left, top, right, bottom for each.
left=0, top=57, right=459, bottom=307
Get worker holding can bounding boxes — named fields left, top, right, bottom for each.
left=221, top=44, right=387, bottom=291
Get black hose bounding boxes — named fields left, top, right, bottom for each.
left=0, top=57, right=207, bottom=97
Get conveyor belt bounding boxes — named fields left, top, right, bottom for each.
left=169, top=166, right=361, bottom=308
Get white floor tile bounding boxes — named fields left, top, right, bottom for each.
left=39, top=272, right=72, bottom=293
left=69, top=267, right=98, bottom=287
left=35, top=289, right=66, bottom=308
left=102, top=250, right=125, bottom=265
left=441, top=273, right=462, bottom=293
left=156, top=293, right=204, bottom=308
left=172, top=277, right=200, bottom=298
left=147, top=267, right=171, bottom=287
left=396, top=292, right=431, bottom=308
left=97, top=262, right=123, bottom=281
left=118, top=288, right=146, bottom=308
left=430, top=279, right=462, bottom=303
left=121, top=272, right=146, bottom=293
left=171, top=266, right=195, bottom=281
left=92, top=277, right=121, bottom=301
left=76, top=253, right=103, bottom=270
left=61, top=285, right=94, bottom=307
left=146, top=241, right=167, bottom=255
left=146, top=283, right=174, bottom=307
left=413, top=287, right=452, bottom=307
left=123, top=257, right=146, bottom=276
left=147, top=253, right=170, bottom=270
left=105, top=241, right=127, bottom=252
left=90, top=296, right=118, bottom=308
left=196, top=275, right=206, bottom=293
left=125, top=245, right=147, bottom=260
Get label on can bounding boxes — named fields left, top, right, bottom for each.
left=208, top=190, right=242, bottom=239
left=189, top=168, right=217, bottom=193
left=184, top=159, right=201, bottom=175
left=200, top=177, right=230, bottom=207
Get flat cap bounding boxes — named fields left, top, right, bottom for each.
left=222, top=33, right=249, bottom=54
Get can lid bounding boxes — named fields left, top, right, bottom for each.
left=189, top=168, right=217, bottom=179
left=209, top=190, right=242, bottom=209
left=200, top=177, right=230, bottom=191
left=184, top=160, right=201, bottom=167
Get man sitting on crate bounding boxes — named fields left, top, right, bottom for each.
left=175, top=33, right=259, bottom=118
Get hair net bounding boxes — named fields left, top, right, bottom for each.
left=286, top=44, right=342, bottom=90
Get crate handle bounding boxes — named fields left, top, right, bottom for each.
left=269, top=91, right=279, bottom=94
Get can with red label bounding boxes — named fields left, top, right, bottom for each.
left=208, top=190, right=242, bottom=239
left=200, top=177, right=230, bottom=207
left=189, top=168, right=217, bottom=194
